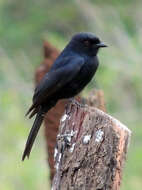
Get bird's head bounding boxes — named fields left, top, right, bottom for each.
left=69, top=32, right=107, bottom=56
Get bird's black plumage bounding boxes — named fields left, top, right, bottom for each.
left=22, top=32, right=107, bottom=161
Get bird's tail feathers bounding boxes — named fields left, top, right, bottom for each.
left=22, top=107, right=44, bottom=161
left=25, top=104, right=35, bottom=117
left=28, top=107, right=39, bottom=119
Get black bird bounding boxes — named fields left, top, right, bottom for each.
left=22, top=32, right=107, bottom=161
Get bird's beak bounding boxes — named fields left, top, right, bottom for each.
left=96, top=42, right=107, bottom=48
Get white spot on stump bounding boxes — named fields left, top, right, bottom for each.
left=54, top=148, right=58, bottom=160
left=70, top=143, right=76, bottom=153
left=61, top=114, right=68, bottom=122
left=55, top=153, right=62, bottom=170
left=66, top=136, right=71, bottom=143
left=83, top=135, right=91, bottom=144
left=95, top=129, right=104, bottom=143
left=58, top=153, right=62, bottom=162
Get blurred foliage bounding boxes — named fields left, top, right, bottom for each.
left=0, top=0, right=142, bottom=189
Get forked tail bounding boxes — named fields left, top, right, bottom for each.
left=22, top=107, right=44, bottom=161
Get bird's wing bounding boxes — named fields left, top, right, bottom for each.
left=33, top=57, right=84, bottom=106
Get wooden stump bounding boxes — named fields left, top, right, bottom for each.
left=52, top=101, right=131, bottom=190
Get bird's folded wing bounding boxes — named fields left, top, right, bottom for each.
left=33, top=57, right=84, bottom=105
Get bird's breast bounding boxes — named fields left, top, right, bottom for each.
left=77, top=57, right=98, bottom=86
left=59, top=56, right=99, bottom=98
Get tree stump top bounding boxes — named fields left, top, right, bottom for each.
left=52, top=101, right=131, bottom=190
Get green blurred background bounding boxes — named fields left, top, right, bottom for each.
left=0, top=0, right=142, bottom=189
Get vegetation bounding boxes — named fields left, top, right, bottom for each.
left=0, top=0, right=142, bottom=189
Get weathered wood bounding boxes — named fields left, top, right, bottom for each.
left=52, top=101, right=131, bottom=190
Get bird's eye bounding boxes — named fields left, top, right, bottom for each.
left=84, top=40, right=90, bottom=46
left=94, top=39, right=100, bottom=44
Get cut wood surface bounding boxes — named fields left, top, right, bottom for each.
left=52, top=101, right=131, bottom=190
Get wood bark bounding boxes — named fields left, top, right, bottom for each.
left=52, top=101, right=131, bottom=190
